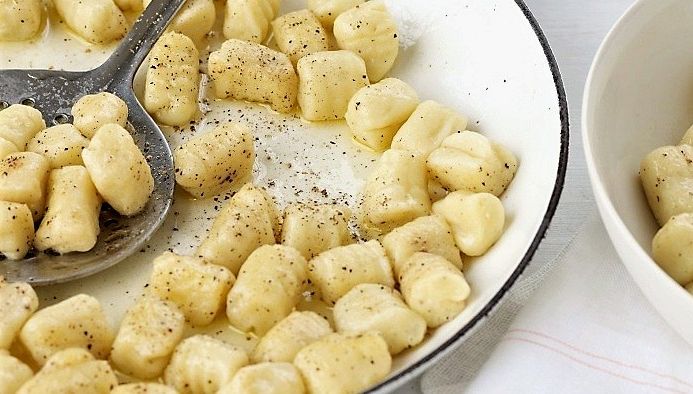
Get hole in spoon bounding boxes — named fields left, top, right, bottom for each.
left=53, top=113, right=70, bottom=125
left=21, top=98, right=35, bottom=107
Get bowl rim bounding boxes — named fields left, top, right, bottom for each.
left=371, top=0, right=570, bottom=391
left=581, top=0, right=693, bottom=306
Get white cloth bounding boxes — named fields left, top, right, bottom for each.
left=421, top=213, right=693, bottom=394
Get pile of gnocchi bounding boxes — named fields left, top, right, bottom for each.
left=0, top=0, right=522, bottom=393
left=640, top=123, right=693, bottom=295
left=0, top=94, right=154, bottom=259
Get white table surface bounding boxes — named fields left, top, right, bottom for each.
left=396, top=0, right=635, bottom=392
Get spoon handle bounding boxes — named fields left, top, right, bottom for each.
left=94, top=0, right=187, bottom=88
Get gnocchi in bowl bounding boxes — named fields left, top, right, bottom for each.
left=0, top=0, right=567, bottom=392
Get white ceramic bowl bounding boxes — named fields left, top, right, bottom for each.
left=0, top=0, right=568, bottom=391
left=583, top=0, right=693, bottom=345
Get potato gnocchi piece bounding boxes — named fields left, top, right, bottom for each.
left=19, top=294, right=115, bottom=365
left=640, top=144, right=693, bottom=226
left=334, top=284, right=426, bottom=355
left=281, top=203, right=351, bottom=260
left=0, top=350, right=33, bottom=393
left=345, top=78, right=419, bottom=151
left=0, top=104, right=46, bottom=150
left=399, top=252, right=470, bottom=328
left=111, top=383, right=178, bottom=394
left=82, top=124, right=154, bottom=216
left=110, top=297, right=185, bottom=379
left=26, top=125, right=89, bottom=169
left=218, top=362, right=305, bottom=394
left=333, top=0, right=399, bottom=82
left=164, top=335, right=249, bottom=394
left=428, top=131, right=518, bottom=197
left=16, top=348, right=117, bottom=394
left=144, top=0, right=216, bottom=43
left=294, top=332, right=391, bottom=394
left=0, top=137, right=18, bottom=160
left=34, top=166, right=101, bottom=254
left=251, top=311, right=333, bottom=363
left=223, top=0, right=279, bottom=43
left=382, top=215, right=462, bottom=275
left=144, top=32, right=200, bottom=127
left=0, top=202, right=34, bottom=260
left=0, top=279, right=38, bottom=349
left=652, top=213, right=693, bottom=285
left=71, top=92, right=128, bottom=138
left=272, top=9, right=329, bottom=64
left=297, top=50, right=370, bottom=121
left=0, top=152, right=50, bottom=220
left=150, top=252, right=234, bottom=326
left=307, top=0, right=364, bottom=28
left=175, top=123, right=255, bottom=199
left=52, top=0, right=127, bottom=44
left=0, top=0, right=42, bottom=41
left=361, top=149, right=431, bottom=236
left=197, top=184, right=279, bottom=274
left=682, top=124, right=693, bottom=146
left=390, top=101, right=467, bottom=156
left=308, top=240, right=394, bottom=305
left=209, top=39, right=298, bottom=113
left=433, top=191, right=505, bottom=257
left=226, top=245, right=308, bottom=335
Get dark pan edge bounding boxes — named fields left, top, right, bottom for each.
left=369, top=0, right=571, bottom=391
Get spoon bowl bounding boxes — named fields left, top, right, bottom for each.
left=0, top=0, right=185, bottom=285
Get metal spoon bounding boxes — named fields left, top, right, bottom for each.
left=0, top=0, right=186, bottom=285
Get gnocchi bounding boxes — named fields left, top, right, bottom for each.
left=175, top=123, right=255, bottom=199
left=307, top=0, right=365, bottom=28
left=52, top=0, right=127, bottom=44
left=333, top=0, right=399, bottom=82
left=427, top=131, right=518, bottom=196
left=639, top=144, right=693, bottom=226
left=27, top=124, right=89, bottom=168
left=251, top=311, right=333, bottom=363
left=0, top=0, right=43, bottom=41
left=218, top=362, right=306, bottom=394
left=197, top=183, right=279, bottom=274
left=294, top=332, right=391, bottom=394
left=272, top=9, right=330, bottom=64
left=391, top=100, right=468, bottom=156
left=144, top=0, right=216, bottom=43
left=0, top=137, right=18, bottom=160
left=82, top=123, right=154, bottom=216
left=0, top=201, right=34, bottom=260
left=223, top=0, right=279, bottom=43
left=164, top=335, right=249, bottom=394
left=433, top=191, right=505, bottom=257
left=150, top=252, right=234, bottom=326
left=226, top=245, right=308, bottom=335
left=19, top=294, right=115, bottom=365
left=297, top=50, right=370, bottom=121
left=16, top=348, right=118, bottom=394
left=111, top=383, right=178, bottom=394
left=334, top=284, right=426, bottom=355
left=307, top=240, right=394, bottom=305
left=0, top=278, right=39, bottom=349
left=652, top=213, right=693, bottom=285
left=144, top=32, right=200, bottom=127
left=399, top=252, right=471, bottom=328
left=281, top=203, right=351, bottom=259
left=361, top=149, right=431, bottom=236
left=0, top=152, right=50, bottom=220
left=0, top=350, right=33, bottom=394
left=0, top=104, right=46, bottom=150
left=209, top=39, right=298, bottom=113
left=71, top=92, right=128, bottom=138
left=34, top=166, right=101, bottom=254
left=110, top=297, right=185, bottom=379
left=345, top=78, right=419, bottom=151
left=381, top=215, right=462, bottom=275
